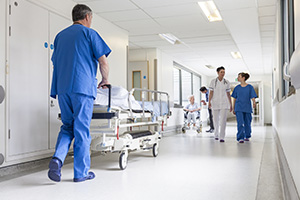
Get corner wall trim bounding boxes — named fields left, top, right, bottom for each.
left=273, top=127, right=300, bottom=200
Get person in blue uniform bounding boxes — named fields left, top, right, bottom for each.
left=200, top=87, right=214, bottom=133
left=48, top=4, right=111, bottom=182
left=231, top=72, right=257, bottom=143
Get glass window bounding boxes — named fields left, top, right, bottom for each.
left=173, top=63, right=202, bottom=106
left=281, top=0, right=294, bottom=98
left=181, top=70, right=192, bottom=107
left=193, top=74, right=201, bottom=104
left=173, top=68, right=180, bottom=104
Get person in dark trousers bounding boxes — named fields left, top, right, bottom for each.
left=48, top=4, right=111, bottom=183
left=200, top=87, right=214, bottom=133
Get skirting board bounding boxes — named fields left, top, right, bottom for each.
left=273, top=127, right=300, bottom=200
left=161, top=125, right=182, bottom=137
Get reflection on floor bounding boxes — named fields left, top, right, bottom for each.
left=0, top=125, right=283, bottom=200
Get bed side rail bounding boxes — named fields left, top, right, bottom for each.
left=128, top=88, right=170, bottom=118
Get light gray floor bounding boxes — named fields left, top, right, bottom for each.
left=0, top=125, right=283, bottom=200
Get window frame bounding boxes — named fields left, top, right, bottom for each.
left=173, top=62, right=202, bottom=106
left=281, top=0, right=295, bottom=98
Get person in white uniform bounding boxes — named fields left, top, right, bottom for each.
left=208, top=66, right=232, bottom=142
left=184, top=95, right=201, bottom=127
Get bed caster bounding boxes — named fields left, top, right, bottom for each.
left=152, top=143, right=159, bottom=157
left=119, top=151, right=128, bottom=170
left=182, top=127, right=186, bottom=133
left=197, top=129, right=201, bottom=134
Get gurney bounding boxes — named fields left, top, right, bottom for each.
left=89, top=85, right=171, bottom=170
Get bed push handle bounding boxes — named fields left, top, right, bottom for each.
left=102, top=84, right=111, bottom=112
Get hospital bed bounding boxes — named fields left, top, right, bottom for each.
left=89, top=85, right=171, bottom=170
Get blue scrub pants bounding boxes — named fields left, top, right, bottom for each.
left=235, top=111, right=252, bottom=141
left=53, top=92, right=94, bottom=179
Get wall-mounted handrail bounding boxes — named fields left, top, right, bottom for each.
left=0, top=85, right=5, bottom=104
left=283, top=62, right=291, bottom=82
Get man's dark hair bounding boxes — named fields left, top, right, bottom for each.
left=72, top=4, right=92, bottom=22
left=200, top=87, right=207, bottom=92
left=216, top=66, right=225, bottom=72
left=239, top=72, right=250, bottom=81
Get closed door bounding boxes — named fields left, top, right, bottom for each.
left=8, top=0, right=49, bottom=156
left=128, top=61, right=149, bottom=100
left=132, top=71, right=141, bottom=100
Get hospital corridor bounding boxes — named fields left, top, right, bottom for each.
left=0, top=0, right=300, bottom=200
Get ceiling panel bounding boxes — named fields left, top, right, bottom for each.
left=98, top=9, right=151, bottom=22
left=155, top=14, right=207, bottom=32
left=257, top=0, right=277, bottom=7
left=221, top=7, right=261, bottom=43
left=259, top=16, right=276, bottom=24
left=214, top=0, right=257, bottom=11
left=129, top=35, right=162, bottom=42
left=114, top=19, right=162, bottom=31
left=180, top=34, right=233, bottom=43
left=258, top=6, right=276, bottom=16
left=144, top=3, right=200, bottom=18
left=131, top=0, right=199, bottom=9
left=260, top=24, right=275, bottom=31
left=84, top=0, right=138, bottom=13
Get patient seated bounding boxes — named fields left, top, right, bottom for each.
left=183, top=95, right=201, bottom=127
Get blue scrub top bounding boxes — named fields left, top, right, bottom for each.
left=205, top=89, right=209, bottom=102
left=231, top=84, right=257, bottom=113
left=50, top=24, right=111, bottom=99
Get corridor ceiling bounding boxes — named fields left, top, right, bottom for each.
left=73, top=0, right=277, bottom=76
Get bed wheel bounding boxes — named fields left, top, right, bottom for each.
left=197, top=129, right=201, bottom=134
left=182, top=127, right=186, bottom=133
left=119, top=152, right=128, bottom=170
left=152, top=143, right=159, bottom=157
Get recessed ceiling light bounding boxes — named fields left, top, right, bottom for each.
left=205, top=65, right=215, bottom=69
left=231, top=51, right=242, bottom=59
left=158, top=33, right=181, bottom=45
left=198, top=1, right=222, bottom=22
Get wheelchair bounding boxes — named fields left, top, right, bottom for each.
left=182, top=111, right=202, bottom=134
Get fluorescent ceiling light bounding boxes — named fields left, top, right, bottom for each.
left=205, top=65, right=215, bottom=69
left=159, top=33, right=181, bottom=45
left=231, top=51, right=242, bottom=59
left=198, top=1, right=222, bottom=22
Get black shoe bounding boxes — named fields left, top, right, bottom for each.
left=206, top=129, right=211, bottom=132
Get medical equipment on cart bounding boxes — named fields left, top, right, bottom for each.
left=89, top=85, right=171, bottom=170
left=181, top=111, right=202, bottom=134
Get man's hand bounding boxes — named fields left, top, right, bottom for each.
left=98, top=80, right=110, bottom=89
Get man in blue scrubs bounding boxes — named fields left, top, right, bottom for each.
left=48, top=4, right=111, bottom=182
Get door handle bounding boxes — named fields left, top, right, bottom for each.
left=0, top=85, right=5, bottom=104
left=50, top=100, right=55, bottom=107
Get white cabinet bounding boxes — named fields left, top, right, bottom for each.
left=8, top=0, right=70, bottom=158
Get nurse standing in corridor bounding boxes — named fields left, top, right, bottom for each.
left=48, top=4, right=111, bottom=182
left=231, top=73, right=257, bottom=143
